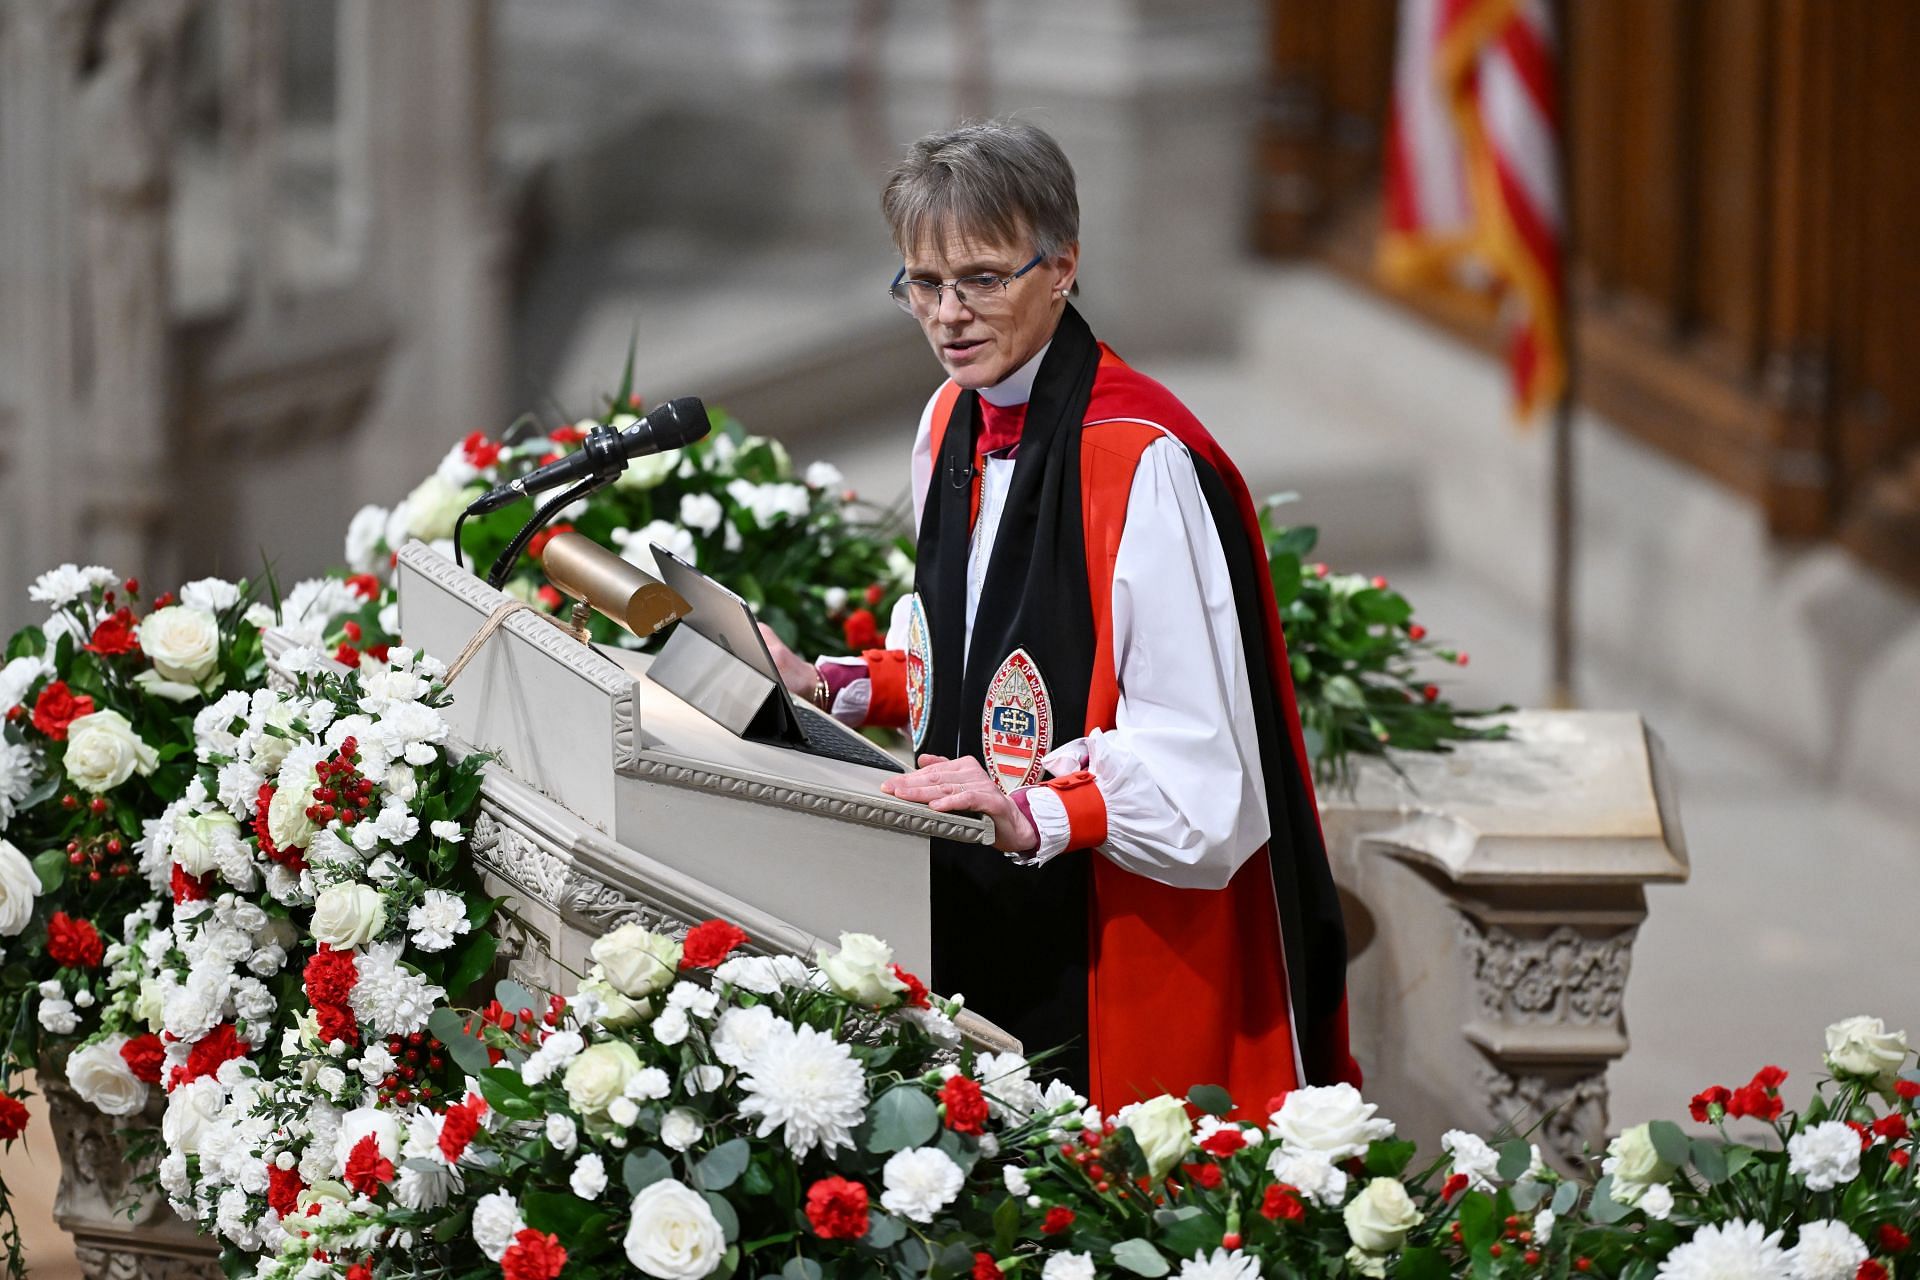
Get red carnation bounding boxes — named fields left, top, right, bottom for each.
left=1441, top=1172, right=1470, bottom=1200
left=1182, top=1162, right=1223, bottom=1189
left=501, top=1227, right=568, bottom=1280
left=1261, top=1182, right=1307, bottom=1222
left=535, top=586, right=563, bottom=611
left=1894, top=1149, right=1912, bottom=1169
left=1872, top=1113, right=1909, bottom=1143
left=1878, top=1225, right=1911, bottom=1254
left=892, top=964, right=932, bottom=1010
left=1858, top=1262, right=1888, bottom=1280
left=1751, top=1064, right=1788, bottom=1090
left=170, top=863, right=214, bottom=904
left=345, top=572, right=382, bottom=600
left=84, top=609, right=139, bottom=656
left=46, top=912, right=104, bottom=969
left=462, top=430, right=503, bottom=469
left=804, top=1175, right=870, bottom=1240
left=681, top=919, right=750, bottom=969
left=343, top=1133, right=395, bottom=1196
left=119, top=1033, right=165, bottom=1085
left=345, top=1264, right=373, bottom=1280
left=1727, top=1080, right=1783, bottom=1123
left=31, top=681, right=94, bottom=741
left=439, top=1094, right=487, bottom=1165
left=303, top=945, right=360, bottom=1047
left=549, top=424, right=587, bottom=446
left=1042, top=1206, right=1075, bottom=1235
left=170, top=1022, right=248, bottom=1088
left=528, top=523, right=575, bottom=560
left=843, top=608, right=881, bottom=650
left=0, top=1094, right=28, bottom=1142
left=1199, top=1126, right=1247, bottom=1157
left=972, top=1253, right=1004, bottom=1280
left=940, top=1074, right=989, bottom=1136
left=1690, top=1086, right=1732, bottom=1122
left=1895, top=1080, right=1920, bottom=1102
left=266, top=1163, right=305, bottom=1218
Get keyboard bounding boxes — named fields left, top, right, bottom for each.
left=790, top=700, right=907, bottom=773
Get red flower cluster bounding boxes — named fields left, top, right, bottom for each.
left=46, top=912, right=104, bottom=969
left=528, top=523, right=575, bottom=560
left=804, top=1175, right=870, bottom=1240
left=252, top=784, right=307, bottom=874
left=1873, top=1113, right=1909, bottom=1143
left=118, top=1033, right=164, bottom=1085
left=439, top=1092, right=488, bottom=1165
left=462, top=430, right=504, bottom=470
left=0, top=1094, right=28, bottom=1142
left=972, top=1253, right=1004, bottom=1280
left=1260, top=1182, right=1306, bottom=1222
left=83, top=608, right=140, bottom=656
left=1041, top=1206, right=1075, bottom=1235
left=170, top=862, right=214, bottom=904
left=1897, top=1080, right=1920, bottom=1103
left=1182, top=1162, right=1223, bottom=1190
left=501, top=1228, right=567, bottom=1280
left=681, top=919, right=750, bottom=969
left=266, top=1163, right=305, bottom=1217
left=1689, top=1085, right=1732, bottom=1122
left=1198, top=1126, right=1247, bottom=1158
left=1727, top=1065, right=1787, bottom=1122
left=1879, top=1225, right=1912, bottom=1254
left=345, top=572, right=382, bottom=600
left=304, top=944, right=360, bottom=1047
left=843, top=608, right=881, bottom=650
left=169, top=1022, right=249, bottom=1089
left=892, top=964, right=931, bottom=1010
left=343, top=1134, right=395, bottom=1196
left=31, top=682, right=94, bottom=741
left=940, top=1074, right=989, bottom=1136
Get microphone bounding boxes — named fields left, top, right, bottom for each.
left=465, top=397, right=712, bottom=515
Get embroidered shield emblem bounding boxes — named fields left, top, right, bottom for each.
left=981, top=648, right=1052, bottom=792
left=906, top=593, right=933, bottom=751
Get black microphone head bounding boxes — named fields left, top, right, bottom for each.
left=648, top=397, right=712, bottom=450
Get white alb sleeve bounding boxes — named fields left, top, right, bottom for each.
left=1027, top=436, right=1271, bottom=889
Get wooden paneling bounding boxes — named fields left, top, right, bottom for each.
left=1257, top=0, right=1920, bottom=594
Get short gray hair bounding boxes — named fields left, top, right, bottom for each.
left=881, top=118, right=1079, bottom=261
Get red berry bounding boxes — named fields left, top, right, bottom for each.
left=1095, top=1181, right=1110, bottom=1193
left=1457, top=652, right=1471, bottom=666
left=1525, top=1252, right=1542, bottom=1266
left=1423, top=684, right=1441, bottom=701
left=1490, top=1245, right=1504, bottom=1259
left=67, top=851, right=84, bottom=866
left=123, top=579, right=139, bottom=595
left=104, top=838, right=122, bottom=855
left=1409, top=624, right=1427, bottom=640
left=1221, top=1234, right=1242, bottom=1250
left=1371, top=575, right=1388, bottom=589
left=87, top=870, right=101, bottom=883
left=1313, top=563, right=1329, bottom=578
left=88, top=797, right=108, bottom=815
left=61, top=795, right=78, bottom=811
left=1575, top=1260, right=1592, bottom=1273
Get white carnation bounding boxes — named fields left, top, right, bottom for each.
left=679, top=493, right=724, bottom=536
left=1787, top=1221, right=1869, bottom=1280
left=879, top=1145, right=963, bottom=1223
left=571, top=1151, right=608, bottom=1199
left=406, top=889, right=470, bottom=953
left=1044, top=1252, right=1096, bottom=1280
left=546, top=1113, right=578, bottom=1154
left=1442, top=1129, right=1501, bottom=1191
left=29, top=564, right=116, bottom=608
left=1787, top=1122, right=1862, bottom=1192
left=1176, top=1249, right=1262, bottom=1280
left=1656, top=1220, right=1790, bottom=1280
left=660, top=1108, right=704, bottom=1152
left=178, top=578, right=242, bottom=615
left=712, top=953, right=807, bottom=995
left=1266, top=1146, right=1348, bottom=1208
left=344, top=505, right=391, bottom=574
left=471, top=1189, right=526, bottom=1262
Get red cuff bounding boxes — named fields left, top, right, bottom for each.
left=863, top=649, right=909, bottom=728
left=1043, top=770, right=1107, bottom=850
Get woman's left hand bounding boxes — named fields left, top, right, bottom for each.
left=881, top=754, right=1039, bottom=853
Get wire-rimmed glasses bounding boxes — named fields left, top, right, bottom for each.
left=888, top=252, right=1046, bottom=317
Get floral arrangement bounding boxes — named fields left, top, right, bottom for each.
left=0, top=565, right=268, bottom=1270
left=339, top=400, right=914, bottom=663
left=1259, top=502, right=1510, bottom=787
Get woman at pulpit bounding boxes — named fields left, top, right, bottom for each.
left=759, top=118, right=1358, bottom=1112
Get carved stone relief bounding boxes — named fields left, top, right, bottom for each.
left=470, top=810, right=570, bottom=903
left=1476, top=1064, right=1610, bottom=1169
left=1460, top=919, right=1634, bottom=1027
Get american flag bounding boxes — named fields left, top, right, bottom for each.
left=1381, top=0, right=1567, bottom=421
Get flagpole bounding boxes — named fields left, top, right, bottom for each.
left=1547, top=380, right=1576, bottom=709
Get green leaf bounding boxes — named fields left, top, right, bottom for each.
left=1365, top=1137, right=1418, bottom=1177
left=431, top=1203, right=473, bottom=1242
left=1156, top=1209, right=1224, bottom=1260
left=428, top=1007, right=493, bottom=1076
left=1648, top=1120, right=1689, bottom=1170
left=1457, top=1190, right=1498, bottom=1249
left=1551, top=1181, right=1579, bottom=1215
left=693, top=1138, right=751, bottom=1192
left=1185, top=1084, right=1233, bottom=1116
left=703, top=1191, right=738, bottom=1242
left=930, top=1242, right=977, bottom=1279
left=1690, top=1137, right=1729, bottom=1185
left=523, top=1189, right=597, bottom=1236
left=1397, top=1246, right=1450, bottom=1280
left=477, top=1068, right=540, bottom=1119
left=741, top=1159, right=773, bottom=1196
left=1110, top=1239, right=1172, bottom=1277
left=30, top=850, right=65, bottom=895
left=1587, top=1176, right=1630, bottom=1225
left=781, top=1260, right=824, bottom=1280
left=493, top=978, right=539, bottom=1017
left=1723, top=1145, right=1757, bottom=1179
left=624, top=1148, right=673, bottom=1195
left=862, top=1213, right=906, bottom=1249
left=1496, top=1140, right=1533, bottom=1183
left=4, top=627, right=45, bottom=661
left=866, top=1085, right=939, bottom=1153
left=444, top=933, right=498, bottom=1001
left=992, top=1193, right=1020, bottom=1255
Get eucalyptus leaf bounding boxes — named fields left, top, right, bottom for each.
left=866, top=1085, right=939, bottom=1154
left=1110, top=1239, right=1172, bottom=1277
left=1551, top=1180, right=1580, bottom=1215
left=1648, top=1120, right=1689, bottom=1170
left=1185, top=1084, right=1233, bottom=1116
left=1495, top=1140, right=1533, bottom=1183
left=693, top=1138, right=752, bottom=1192
left=624, top=1149, right=672, bottom=1195
left=427, top=1007, right=493, bottom=1076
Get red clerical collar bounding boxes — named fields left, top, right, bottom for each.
left=978, top=399, right=1027, bottom=456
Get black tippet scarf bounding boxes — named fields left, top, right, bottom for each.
left=916, top=305, right=1350, bottom=1091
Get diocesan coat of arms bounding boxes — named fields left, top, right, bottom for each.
left=981, top=648, right=1052, bottom=792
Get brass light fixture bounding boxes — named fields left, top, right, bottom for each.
left=539, top=531, right=690, bottom=644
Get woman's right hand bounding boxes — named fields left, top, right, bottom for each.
left=757, top=623, right=820, bottom=699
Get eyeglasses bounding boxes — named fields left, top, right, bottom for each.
left=888, top=252, right=1046, bottom=316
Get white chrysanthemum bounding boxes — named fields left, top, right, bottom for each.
left=1176, top=1248, right=1262, bottom=1280
left=0, top=742, right=36, bottom=827
left=1786, top=1122, right=1862, bottom=1192
left=879, top=1146, right=963, bottom=1222
left=974, top=1050, right=1043, bottom=1120
left=1787, top=1221, right=1868, bottom=1280
left=406, top=889, right=470, bottom=953
left=1656, top=1220, right=1791, bottom=1280
left=471, top=1189, right=525, bottom=1262
left=736, top=1020, right=868, bottom=1157
left=275, top=578, right=360, bottom=648
left=1442, top=1129, right=1501, bottom=1191
left=178, top=578, right=241, bottom=615
left=1043, top=1252, right=1096, bottom=1280
left=1266, top=1146, right=1348, bottom=1208
left=29, top=564, right=116, bottom=608
left=713, top=953, right=808, bottom=995
left=348, top=942, right=444, bottom=1037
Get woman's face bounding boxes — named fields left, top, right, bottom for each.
left=900, top=223, right=1078, bottom=392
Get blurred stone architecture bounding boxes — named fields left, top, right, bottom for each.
left=1, top=0, right=1917, bottom=1269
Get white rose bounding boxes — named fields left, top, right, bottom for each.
left=0, top=839, right=42, bottom=937
left=137, top=606, right=221, bottom=683
left=170, top=811, right=240, bottom=877
left=396, top=474, right=475, bottom=543
left=1120, top=1094, right=1192, bottom=1181
left=624, top=1178, right=726, bottom=1279
left=579, top=975, right=650, bottom=1028
left=1824, top=1016, right=1909, bottom=1087
left=564, top=1040, right=642, bottom=1116
left=880, top=1145, right=964, bottom=1222
left=310, top=883, right=387, bottom=949
left=1270, top=1082, right=1395, bottom=1160
left=63, top=711, right=158, bottom=794
left=590, top=925, right=682, bottom=999
left=265, top=763, right=321, bottom=850
left=660, top=1108, right=705, bottom=1152
left=162, top=1078, right=225, bottom=1154
left=679, top=493, right=724, bottom=535
left=616, top=450, right=682, bottom=492
left=816, top=932, right=908, bottom=1006
left=1344, top=1177, right=1423, bottom=1253
left=1602, top=1123, right=1675, bottom=1202
left=66, top=1036, right=148, bottom=1116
